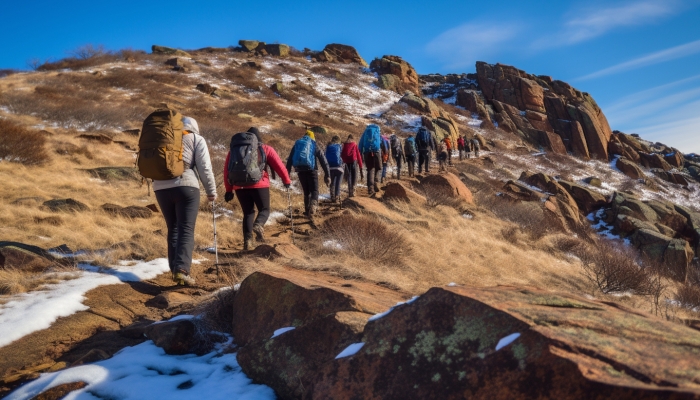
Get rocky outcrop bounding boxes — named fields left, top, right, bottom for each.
left=237, top=40, right=290, bottom=57
left=313, top=44, right=367, bottom=67
left=151, top=45, right=190, bottom=57
left=383, top=181, right=427, bottom=205
left=456, top=89, right=493, bottom=129
left=558, top=180, right=608, bottom=214
left=370, top=55, right=420, bottom=95
left=597, top=192, right=699, bottom=280
left=519, top=171, right=584, bottom=230
left=474, top=62, right=612, bottom=160
left=235, top=272, right=700, bottom=399
left=399, top=94, right=460, bottom=143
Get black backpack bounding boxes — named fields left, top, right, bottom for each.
left=227, top=132, right=267, bottom=186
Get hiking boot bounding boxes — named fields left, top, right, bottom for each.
left=330, top=195, right=336, bottom=203
left=374, top=184, right=380, bottom=193
left=309, top=200, right=318, bottom=216
left=243, top=234, right=255, bottom=251
left=253, top=223, right=265, bottom=242
left=174, top=271, right=196, bottom=286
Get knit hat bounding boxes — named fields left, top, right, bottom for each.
left=305, top=130, right=316, bottom=141
left=247, top=126, right=262, bottom=142
left=181, top=116, right=200, bottom=135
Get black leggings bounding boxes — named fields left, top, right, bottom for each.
left=155, top=186, right=200, bottom=274
left=418, top=150, right=431, bottom=173
left=297, top=170, right=319, bottom=213
left=235, top=187, right=270, bottom=237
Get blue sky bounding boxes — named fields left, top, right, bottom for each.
left=2, top=0, right=700, bottom=153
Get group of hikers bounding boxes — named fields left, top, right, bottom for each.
left=138, top=110, right=481, bottom=286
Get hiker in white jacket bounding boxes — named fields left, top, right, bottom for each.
left=152, top=116, right=216, bottom=286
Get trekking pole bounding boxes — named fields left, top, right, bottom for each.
left=211, top=201, right=219, bottom=281
left=287, top=188, right=295, bottom=245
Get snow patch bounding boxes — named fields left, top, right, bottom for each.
left=0, top=259, right=169, bottom=348
left=323, top=240, right=344, bottom=250
left=5, top=336, right=274, bottom=400
left=335, top=342, right=365, bottom=359
left=271, top=327, right=296, bottom=339
left=368, top=296, right=420, bottom=321
left=495, top=333, right=521, bottom=351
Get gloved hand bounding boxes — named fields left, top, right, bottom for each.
left=224, top=192, right=234, bottom=202
left=360, top=170, right=364, bottom=181
left=324, top=176, right=330, bottom=187
left=284, top=183, right=291, bottom=189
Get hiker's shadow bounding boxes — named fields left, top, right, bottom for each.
left=78, top=263, right=142, bottom=283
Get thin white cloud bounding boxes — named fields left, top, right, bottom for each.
left=606, top=86, right=700, bottom=125
left=577, top=39, right=700, bottom=81
left=631, top=114, right=700, bottom=154
left=426, top=22, right=521, bottom=70
left=604, top=73, right=700, bottom=113
left=533, top=0, right=681, bottom=49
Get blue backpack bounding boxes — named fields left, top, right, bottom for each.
left=416, top=127, right=431, bottom=149
left=326, top=143, right=342, bottom=168
left=292, top=136, right=316, bottom=170
left=359, top=124, right=381, bottom=154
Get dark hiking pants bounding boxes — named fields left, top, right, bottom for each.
left=329, top=169, right=343, bottom=200
left=418, top=150, right=431, bottom=173
left=235, top=187, right=270, bottom=238
left=155, top=186, right=200, bottom=275
left=406, top=154, right=415, bottom=177
left=393, top=156, right=403, bottom=180
left=364, top=152, right=381, bottom=195
left=297, top=170, right=319, bottom=214
left=345, top=162, right=358, bottom=196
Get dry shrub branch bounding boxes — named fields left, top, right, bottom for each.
left=0, top=120, right=48, bottom=165
left=317, top=214, right=410, bottom=266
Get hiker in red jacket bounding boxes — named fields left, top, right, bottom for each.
left=341, top=134, right=363, bottom=197
left=457, top=136, right=466, bottom=161
left=223, top=127, right=291, bottom=251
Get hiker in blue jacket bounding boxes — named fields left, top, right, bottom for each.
left=358, top=124, right=383, bottom=197
left=416, top=127, right=437, bottom=174
left=325, top=135, right=344, bottom=203
left=286, top=130, right=330, bottom=221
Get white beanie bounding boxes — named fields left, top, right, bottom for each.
left=181, top=116, right=200, bottom=135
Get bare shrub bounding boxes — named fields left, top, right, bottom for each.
left=0, top=120, right=48, bottom=165
left=70, top=44, right=107, bottom=60
left=0, top=69, right=18, bottom=78
left=486, top=198, right=554, bottom=239
left=576, top=239, right=656, bottom=295
left=316, top=214, right=410, bottom=266
left=676, top=284, right=700, bottom=311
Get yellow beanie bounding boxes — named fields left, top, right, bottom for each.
left=305, top=130, right=316, bottom=141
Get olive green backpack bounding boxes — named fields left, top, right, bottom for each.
left=137, top=108, right=185, bottom=180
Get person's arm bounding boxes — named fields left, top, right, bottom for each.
left=354, top=144, right=363, bottom=169
left=316, top=147, right=330, bottom=179
left=193, top=135, right=217, bottom=200
left=265, top=145, right=292, bottom=186
left=223, top=152, right=232, bottom=192
left=286, top=146, right=295, bottom=174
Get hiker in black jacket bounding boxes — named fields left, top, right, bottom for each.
left=416, top=127, right=437, bottom=174
left=390, top=134, right=406, bottom=180
left=286, top=130, right=330, bottom=221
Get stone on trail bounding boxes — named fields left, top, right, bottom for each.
left=148, top=292, right=193, bottom=310
left=144, top=319, right=203, bottom=356
left=151, top=45, right=190, bottom=57
left=383, top=181, right=426, bottom=205
left=420, top=172, right=475, bottom=204
left=558, top=180, right=607, bottom=214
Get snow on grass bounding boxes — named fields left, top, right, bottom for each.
left=495, top=333, right=521, bottom=351
left=265, top=211, right=287, bottom=226
left=368, top=296, right=420, bottom=322
left=6, top=337, right=275, bottom=400
left=335, top=342, right=365, bottom=359
left=271, top=327, right=295, bottom=339
left=0, top=259, right=169, bottom=349
left=322, top=240, right=344, bottom=250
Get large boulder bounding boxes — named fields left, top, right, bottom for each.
left=265, top=44, right=290, bottom=57
left=370, top=55, right=420, bottom=95
left=651, top=169, right=690, bottom=186
left=420, top=173, right=474, bottom=204
left=520, top=172, right=582, bottom=229
left=315, top=44, right=368, bottom=67
left=665, top=239, right=694, bottom=282
left=631, top=229, right=673, bottom=262
left=639, top=152, right=673, bottom=171
left=376, top=74, right=401, bottom=91
left=306, top=285, right=700, bottom=399
left=558, top=180, right=607, bottom=214
left=475, top=61, right=612, bottom=160
left=616, top=156, right=645, bottom=180
left=231, top=270, right=405, bottom=347
left=456, top=89, right=491, bottom=123
left=238, top=40, right=260, bottom=51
